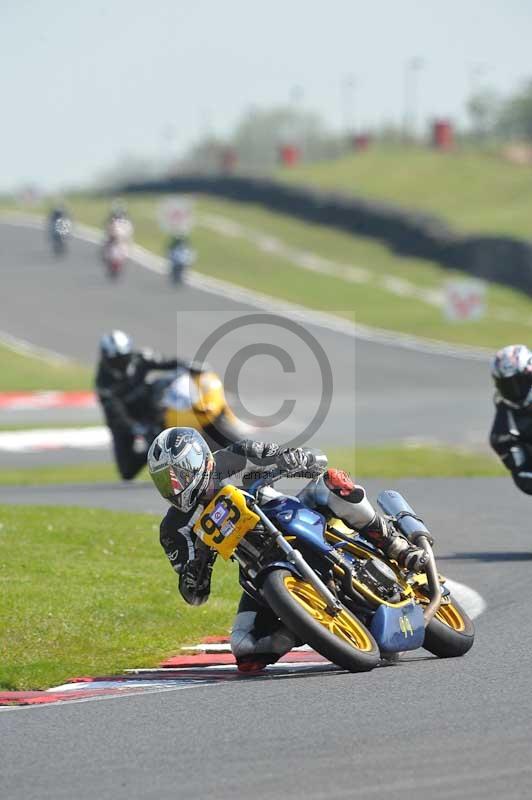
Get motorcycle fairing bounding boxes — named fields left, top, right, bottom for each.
left=163, top=372, right=227, bottom=429
left=263, top=496, right=332, bottom=557
left=369, top=601, right=425, bottom=653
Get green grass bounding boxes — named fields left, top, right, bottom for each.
left=192, top=199, right=532, bottom=348
left=0, top=504, right=240, bottom=691
left=4, top=192, right=532, bottom=352
left=0, top=342, right=91, bottom=392
left=278, top=145, right=532, bottom=239
left=0, top=461, right=142, bottom=486
left=1, top=421, right=99, bottom=432
left=0, top=445, right=505, bottom=488
left=328, top=445, right=506, bottom=478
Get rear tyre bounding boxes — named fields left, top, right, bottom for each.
left=261, top=569, right=380, bottom=673
left=423, top=597, right=475, bottom=658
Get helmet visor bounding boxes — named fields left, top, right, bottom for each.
left=170, top=447, right=206, bottom=489
left=495, top=374, right=532, bottom=406
left=151, top=443, right=209, bottom=511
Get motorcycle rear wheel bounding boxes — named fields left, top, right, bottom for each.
left=423, top=597, right=475, bottom=658
left=261, top=569, right=380, bottom=673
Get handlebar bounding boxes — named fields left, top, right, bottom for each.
left=245, top=449, right=328, bottom=497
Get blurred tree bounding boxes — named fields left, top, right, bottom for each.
left=176, top=136, right=227, bottom=173
left=93, top=154, right=159, bottom=189
left=466, top=88, right=500, bottom=140
left=232, top=106, right=341, bottom=168
left=496, top=80, right=532, bottom=141
left=179, top=106, right=345, bottom=172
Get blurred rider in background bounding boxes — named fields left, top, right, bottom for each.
left=490, top=344, right=532, bottom=494
left=167, top=233, right=196, bottom=284
left=95, top=331, right=202, bottom=480
left=104, top=200, right=134, bottom=244
left=47, top=202, right=72, bottom=255
left=147, top=426, right=430, bottom=673
left=48, top=203, right=70, bottom=228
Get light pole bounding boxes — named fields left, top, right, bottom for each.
left=403, top=57, right=425, bottom=142
left=341, top=74, right=357, bottom=142
left=289, top=85, right=305, bottom=158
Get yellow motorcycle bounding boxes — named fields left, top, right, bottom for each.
left=193, top=455, right=475, bottom=672
left=152, top=369, right=251, bottom=450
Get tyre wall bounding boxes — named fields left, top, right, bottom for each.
left=121, top=175, right=532, bottom=296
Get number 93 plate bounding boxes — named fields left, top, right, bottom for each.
left=193, top=485, right=260, bottom=560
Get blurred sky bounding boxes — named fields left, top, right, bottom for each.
left=2, top=0, right=532, bottom=190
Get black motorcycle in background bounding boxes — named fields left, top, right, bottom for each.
left=168, top=236, right=195, bottom=284
left=48, top=210, right=71, bottom=256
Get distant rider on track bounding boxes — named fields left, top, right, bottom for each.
left=147, top=426, right=430, bottom=672
left=95, top=331, right=202, bottom=480
left=490, top=344, right=532, bottom=494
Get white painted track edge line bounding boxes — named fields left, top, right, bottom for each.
left=445, top=577, right=487, bottom=619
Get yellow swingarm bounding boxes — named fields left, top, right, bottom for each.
left=193, top=485, right=260, bottom=560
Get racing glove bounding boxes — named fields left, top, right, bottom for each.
left=178, top=549, right=217, bottom=606
left=276, top=447, right=312, bottom=472
left=185, top=359, right=210, bottom=375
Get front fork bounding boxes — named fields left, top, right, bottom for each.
left=250, top=501, right=343, bottom=616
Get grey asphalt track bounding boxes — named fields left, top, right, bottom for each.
left=2, top=477, right=532, bottom=799
left=3, top=221, right=526, bottom=800
left=1, top=221, right=493, bottom=471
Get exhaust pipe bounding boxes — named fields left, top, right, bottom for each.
left=377, top=490, right=442, bottom=624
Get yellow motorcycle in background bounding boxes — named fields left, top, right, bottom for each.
left=152, top=368, right=251, bottom=449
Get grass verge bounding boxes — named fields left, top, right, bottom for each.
left=0, top=342, right=91, bottom=392
left=0, top=504, right=240, bottom=690
left=278, top=145, right=532, bottom=239
left=0, top=445, right=505, bottom=487
left=0, top=461, right=140, bottom=486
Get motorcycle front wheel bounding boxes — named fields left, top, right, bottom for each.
left=261, top=569, right=380, bottom=672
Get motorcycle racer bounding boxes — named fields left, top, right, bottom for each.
left=104, top=201, right=133, bottom=239
left=490, top=344, right=532, bottom=494
left=47, top=204, right=71, bottom=254
left=95, top=330, right=202, bottom=480
left=147, top=426, right=430, bottom=672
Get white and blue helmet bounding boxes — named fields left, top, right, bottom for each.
left=491, top=344, right=532, bottom=408
left=100, top=330, right=133, bottom=373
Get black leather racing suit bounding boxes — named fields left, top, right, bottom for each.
left=490, top=396, right=532, bottom=494
left=159, top=440, right=285, bottom=601
left=160, top=439, right=316, bottom=665
left=95, top=349, right=188, bottom=480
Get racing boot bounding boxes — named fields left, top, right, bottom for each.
left=310, top=469, right=429, bottom=573
left=359, top=514, right=429, bottom=573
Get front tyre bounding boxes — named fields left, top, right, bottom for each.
left=261, top=569, right=380, bottom=673
left=423, top=596, right=475, bottom=658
